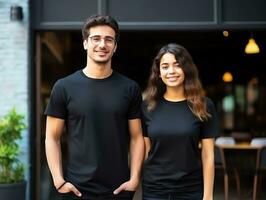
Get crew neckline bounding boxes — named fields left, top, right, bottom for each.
left=162, top=96, right=187, bottom=104
left=79, top=69, right=115, bottom=81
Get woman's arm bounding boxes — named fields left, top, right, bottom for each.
left=201, top=138, right=215, bottom=200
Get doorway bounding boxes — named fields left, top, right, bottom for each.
left=35, top=30, right=266, bottom=200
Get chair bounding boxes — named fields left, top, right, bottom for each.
left=215, top=136, right=236, bottom=145
left=215, top=137, right=241, bottom=200
left=250, top=138, right=266, bottom=200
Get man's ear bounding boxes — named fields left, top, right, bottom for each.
left=83, top=40, right=88, bottom=50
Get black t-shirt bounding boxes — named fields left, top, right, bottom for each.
left=45, top=70, right=142, bottom=197
left=141, top=97, right=219, bottom=195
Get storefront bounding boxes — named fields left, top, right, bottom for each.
left=29, top=1, right=266, bottom=199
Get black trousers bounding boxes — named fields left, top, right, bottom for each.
left=60, top=191, right=135, bottom=200
left=142, top=191, right=203, bottom=200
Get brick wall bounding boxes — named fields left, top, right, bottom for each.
left=0, top=0, right=30, bottom=199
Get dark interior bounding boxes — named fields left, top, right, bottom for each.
left=39, top=29, right=266, bottom=200
left=41, top=30, right=266, bottom=134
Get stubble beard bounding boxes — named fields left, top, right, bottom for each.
left=94, top=58, right=111, bottom=64
left=88, top=46, right=115, bottom=65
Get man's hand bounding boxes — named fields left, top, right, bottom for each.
left=113, top=178, right=139, bottom=195
left=57, top=182, right=82, bottom=197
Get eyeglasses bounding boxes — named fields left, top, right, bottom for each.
left=88, top=35, right=116, bottom=47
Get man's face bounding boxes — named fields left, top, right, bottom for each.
left=83, top=25, right=117, bottom=64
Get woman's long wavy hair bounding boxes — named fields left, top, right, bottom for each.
left=144, top=43, right=210, bottom=121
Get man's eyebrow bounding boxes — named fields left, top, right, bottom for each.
left=89, top=35, right=101, bottom=37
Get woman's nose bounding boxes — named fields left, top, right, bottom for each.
left=168, top=66, right=175, bottom=73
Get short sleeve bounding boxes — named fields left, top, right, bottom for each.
left=127, top=83, right=142, bottom=119
left=44, top=80, right=68, bottom=119
left=200, top=98, right=219, bottom=139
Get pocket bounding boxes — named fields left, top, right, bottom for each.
left=123, top=190, right=135, bottom=193
left=109, top=191, right=135, bottom=200
left=58, top=192, right=75, bottom=200
left=119, top=190, right=135, bottom=198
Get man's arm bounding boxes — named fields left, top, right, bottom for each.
left=128, top=119, right=145, bottom=185
left=114, top=118, right=145, bottom=194
left=45, top=116, right=81, bottom=196
left=144, top=137, right=151, bottom=160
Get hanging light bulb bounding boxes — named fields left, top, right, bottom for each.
left=245, top=36, right=260, bottom=54
left=223, top=71, right=233, bottom=83
left=223, top=30, right=229, bottom=37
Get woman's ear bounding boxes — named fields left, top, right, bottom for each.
left=113, top=44, right=117, bottom=53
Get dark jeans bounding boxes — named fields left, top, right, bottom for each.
left=60, top=191, right=135, bottom=200
left=142, top=191, right=203, bottom=200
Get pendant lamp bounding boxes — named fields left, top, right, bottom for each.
left=245, top=35, right=260, bottom=54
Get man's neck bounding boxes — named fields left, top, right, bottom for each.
left=83, top=61, right=113, bottom=79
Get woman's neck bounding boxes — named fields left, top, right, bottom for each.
left=164, top=86, right=186, bottom=101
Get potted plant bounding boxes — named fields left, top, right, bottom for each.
left=0, top=108, right=27, bottom=200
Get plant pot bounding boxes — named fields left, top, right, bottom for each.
left=0, top=181, right=26, bottom=200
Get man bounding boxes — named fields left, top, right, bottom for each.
left=45, top=15, right=144, bottom=200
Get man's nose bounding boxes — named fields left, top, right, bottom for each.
left=98, top=39, right=106, bottom=48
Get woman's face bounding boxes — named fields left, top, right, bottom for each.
left=159, top=53, right=185, bottom=88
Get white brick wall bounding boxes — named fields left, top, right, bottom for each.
left=0, top=0, right=30, bottom=199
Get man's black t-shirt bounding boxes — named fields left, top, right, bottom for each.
left=45, top=70, right=142, bottom=197
left=141, top=97, right=218, bottom=196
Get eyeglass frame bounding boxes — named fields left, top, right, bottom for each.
left=88, top=35, right=116, bottom=47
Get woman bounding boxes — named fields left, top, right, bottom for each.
left=142, top=43, right=218, bottom=200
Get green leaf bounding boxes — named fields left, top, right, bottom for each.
left=0, top=108, right=26, bottom=183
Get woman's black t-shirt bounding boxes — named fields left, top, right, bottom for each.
left=142, top=97, right=219, bottom=195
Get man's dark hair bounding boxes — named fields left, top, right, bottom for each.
left=82, top=14, right=120, bottom=42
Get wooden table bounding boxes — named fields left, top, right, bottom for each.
left=216, top=143, right=264, bottom=150
left=216, top=143, right=263, bottom=198
left=216, top=142, right=262, bottom=171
